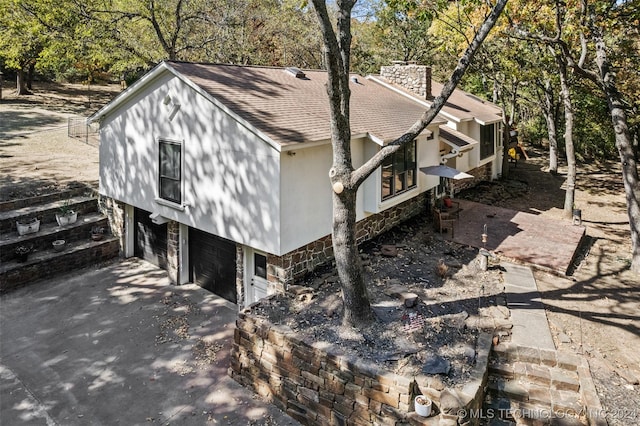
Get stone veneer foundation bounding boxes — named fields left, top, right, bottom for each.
left=451, top=164, right=492, bottom=194
left=267, top=192, right=429, bottom=291
left=230, top=309, right=493, bottom=425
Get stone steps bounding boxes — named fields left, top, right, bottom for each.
left=0, top=185, right=94, bottom=213
left=0, top=195, right=99, bottom=233
left=0, top=212, right=109, bottom=262
left=0, top=190, right=120, bottom=293
left=484, top=343, right=603, bottom=426
left=0, top=237, right=120, bottom=293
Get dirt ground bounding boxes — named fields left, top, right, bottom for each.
left=1, top=83, right=639, bottom=424
left=0, top=82, right=120, bottom=201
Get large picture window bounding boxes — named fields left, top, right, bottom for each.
left=381, top=140, right=417, bottom=200
left=480, top=124, right=495, bottom=160
left=159, top=140, right=182, bottom=204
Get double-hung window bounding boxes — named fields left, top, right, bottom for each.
left=158, top=139, right=182, bottom=205
left=381, top=140, right=417, bottom=200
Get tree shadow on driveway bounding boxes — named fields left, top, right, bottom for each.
left=0, top=259, right=298, bottom=425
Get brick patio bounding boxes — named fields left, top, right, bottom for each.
left=448, top=200, right=586, bottom=275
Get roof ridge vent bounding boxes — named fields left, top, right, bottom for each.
left=285, top=67, right=306, bottom=79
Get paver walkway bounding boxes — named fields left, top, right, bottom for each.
left=0, top=259, right=299, bottom=426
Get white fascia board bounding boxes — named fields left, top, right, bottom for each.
left=474, top=117, right=504, bottom=126
left=365, top=75, right=462, bottom=124
left=280, top=138, right=332, bottom=152
left=88, top=61, right=172, bottom=124
left=367, top=133, right=385, bottom=146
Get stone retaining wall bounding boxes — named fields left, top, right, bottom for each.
left=0, top=185, right=94, bottom=213
left=230, top=308, right=493, bottom=425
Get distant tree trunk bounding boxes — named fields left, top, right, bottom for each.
left=541, top=79, right=559, bottom=174
left=503, top=80, right=519, bottom=179
left=26, top=62, right=35, bottom=90
left=593, top=32, right=640, bottom=273
left=501, top=119, right=511, bottom=179
left=16, top=69, right=31, bottom=95
left=556, top=53, right=576, bottom=218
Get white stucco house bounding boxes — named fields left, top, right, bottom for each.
left=89, top=61, right=503, bottom=307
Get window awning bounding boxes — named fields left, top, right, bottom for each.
left=439, top=127, right=478, bottom=153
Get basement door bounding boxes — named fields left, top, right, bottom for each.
left=189, top=228, right=237, bottom=304
left=245, top=249, right=270, bottom=306
left=134, top=208, right=168, bottom=268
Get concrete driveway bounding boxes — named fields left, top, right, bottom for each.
left=0, top=259, right=298, bottom=425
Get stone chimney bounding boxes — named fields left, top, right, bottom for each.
left=380, top=61, right=432, bottom=99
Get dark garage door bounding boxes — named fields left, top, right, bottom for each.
left=134, top=208, right=168, bottom=268
left=189, top=228, right=237, bottom=303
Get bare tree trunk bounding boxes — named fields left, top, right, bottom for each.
left=15, top=69, right=31, bottom=95
left=27, top=62, right=35, bottom=90
left=542, top=79, right=559, bottom=174
left=556, top=53, right=576, bottom=218
left=593, top=33, right=640, bottom=273
left=311, top=0, right=374, bottom=326
left=332, top=188, right=373, bottom=325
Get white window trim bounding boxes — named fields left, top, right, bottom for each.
left=156, top=138, right=185, bottom=210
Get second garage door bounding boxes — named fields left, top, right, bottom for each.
left=189, top=228, right=237, bottom=304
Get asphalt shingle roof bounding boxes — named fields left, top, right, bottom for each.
left=168, top=61, right=443, bottom=146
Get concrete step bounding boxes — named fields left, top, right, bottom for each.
left=0, top=213, right=109, bottom=262
left=0, top=236, right=119, bottom=293
left=0, top=185, right=94, bottom=213
left=0, top=195, right=99, bottom=233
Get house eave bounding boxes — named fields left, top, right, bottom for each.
left=474, top=117, right=503, bottom=126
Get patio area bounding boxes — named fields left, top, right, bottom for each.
left=439, top=199, right=586, bottom=275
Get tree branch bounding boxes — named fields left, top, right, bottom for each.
left=351, top=0, right=508, bottom=188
